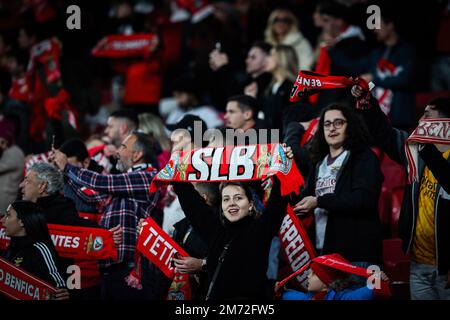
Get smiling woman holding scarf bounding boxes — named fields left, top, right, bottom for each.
left=294, top=104, right=383, bottom=269
left=172, top=174, right=291, bottom=300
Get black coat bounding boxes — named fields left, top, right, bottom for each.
left=3, top=236, right=66, bottom=288
left=173, top=178, right=288, bottom=300
left=304, top=147, right=384, bottom=264
left=36, top=194, right=100, bottom=228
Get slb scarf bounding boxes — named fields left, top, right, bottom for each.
left=0, top=257, right=57, bottom=300
left=149, top=143, right=304, bottom=198
left=405, top=118, right=450, bottom=183
left=290, top=70, right=370, bottom=103
left=0, top=224, right=117, bottom=261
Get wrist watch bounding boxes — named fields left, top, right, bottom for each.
left=201, top=259, right=207, bottom=271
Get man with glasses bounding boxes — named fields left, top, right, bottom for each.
left=352, top=85, right=450, bottom=300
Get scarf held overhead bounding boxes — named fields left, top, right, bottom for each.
left=0, top=257, right=57, bottom=300
left=406, top=118, right=450, bottom=183
left=0, top=224, right=117, bottom=261
left=290, top=70, right=370, bottom=103
left=149, top=143, right=303, bottom=197
left=91, top=34, right=159, bottom=58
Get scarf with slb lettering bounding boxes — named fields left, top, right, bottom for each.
left=405, top=118, right=450, bottom=183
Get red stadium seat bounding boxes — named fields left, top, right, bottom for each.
left=383, top=238, right=410, bottom=299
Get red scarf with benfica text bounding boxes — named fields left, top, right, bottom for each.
left=0, top=257, right=57, bottom=300
left=149, top=143, right=303, bottom=198
left=0, top=224, right=117, bottom=261
left=405, top=119, right=450, bottom=183
left=290, top=70, right=370, bottom=104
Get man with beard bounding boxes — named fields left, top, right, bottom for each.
left=52, top=131, right=160, bottom=300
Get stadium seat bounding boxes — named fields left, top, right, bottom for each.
left=383, top=238, right=410, bottom=300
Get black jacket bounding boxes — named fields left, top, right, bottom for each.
left=356, top=97, right=450, bottom=274
left=3, top=236, right=66, bottom=288
left=173, top=178, right=288, bottom=300
left=262, top=79, right=293, bottom=131
left=36, top=194, right=100, bottom=228
left=304, top=147, right=384, bottom=264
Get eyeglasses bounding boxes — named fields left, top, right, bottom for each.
left=273, top=17, right=292, bottom=24
left=323, top=119, right=347, bottom=129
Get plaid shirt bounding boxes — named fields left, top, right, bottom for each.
left=64, top=163, right=160, bottom=268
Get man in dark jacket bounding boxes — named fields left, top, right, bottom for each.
left=352, top=86, right=450, bottom=300
left=18, top=162, right=122, bottom=299
left=328, top=7, right=417, bottom=129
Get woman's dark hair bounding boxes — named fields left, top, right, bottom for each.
left=10, top=200, right=52, bottom=243
left=309, top=104, right=370, bottom=163
left=218, top=182, right=261, bottom=224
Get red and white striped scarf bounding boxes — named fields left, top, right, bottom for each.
left=406, top=118, right=450, bottom=183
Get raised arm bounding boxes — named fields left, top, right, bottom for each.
left=64, top=164, right=156, bottom=200
left=352, top=89, right=409, bottom=165
left=172, top=182, right=222, bottom=245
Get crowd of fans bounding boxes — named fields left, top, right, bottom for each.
left=0, top=0, right=450, bottom=301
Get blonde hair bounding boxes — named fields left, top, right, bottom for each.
left=271, top=44, right=299, bottom=83
left=138, top=113, right=171, bottom=151
left=264, top=9, right=299, bottom=45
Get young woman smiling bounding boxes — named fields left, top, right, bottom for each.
left=172, top=175, right=290, bottom=300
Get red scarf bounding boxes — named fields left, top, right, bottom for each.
left=91, top=34, right=158, bottom=58
left=0, top=257, right=57, bottom=300
left=125, top=217, right=190, bottom=289
left=44, top=88, right=78, bottom=129
left=0, top=224, right=117, bottom=261
left=290, top=70, right=369, bottom=103
left=300, top=118, right=319, bottom=147
left=374, top=58, right=401, bottom=115
left=149, top=143, right=303, bottom=198
left=278, top=206, right=316, bottom=291
left=405, top=119, right=450, bottom=183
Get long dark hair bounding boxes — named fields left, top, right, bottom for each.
left=10, top=200, right=52, bottom=243
left=309, top=104, right=370, bottom=163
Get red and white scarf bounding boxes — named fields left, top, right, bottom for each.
left=374, top=58, right=403, bottom=115
left=0, top=257, right=57, bottom=300
left=405, top=118, right=450, bottom=183
left=91, top=34, right=158, bottom=59
left=149, top=143, right=304, bottom=198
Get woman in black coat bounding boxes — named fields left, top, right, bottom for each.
left=173, top=176, right=289, bottom=300
left=1, top=200, right=69, bottom=299
left=294, top=104, right=384, bottom=265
